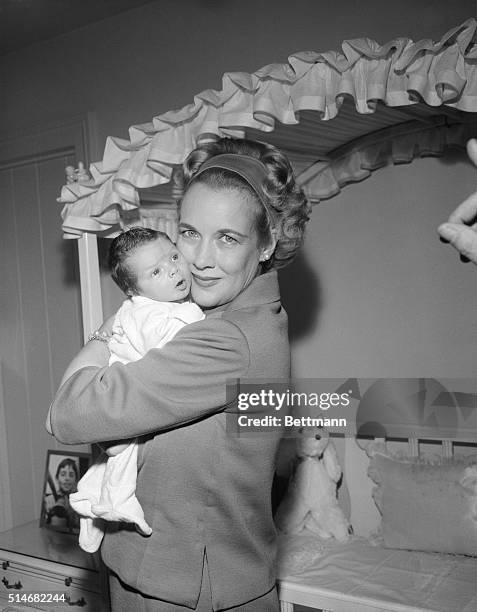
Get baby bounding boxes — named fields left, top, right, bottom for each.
left=70, top=227, right=204, bottom=553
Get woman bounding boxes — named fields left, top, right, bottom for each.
left=48, top=137, right=311, bottom=611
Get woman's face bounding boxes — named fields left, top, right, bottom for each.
left=177, top=183, right=266, bottom=309
left=57, top=465, right=77, bottom=494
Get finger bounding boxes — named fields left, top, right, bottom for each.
left=437, top=222, right=477, bottom=265
left=467, top=138, right=477, bottom=167
left=446, top=139, right=477, bottom=226
left=447, top=190, right=477, bottom=225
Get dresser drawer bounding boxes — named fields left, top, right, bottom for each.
left=0, top=556, right=103, bottom=612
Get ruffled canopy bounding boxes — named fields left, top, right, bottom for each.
left=59, top=19, right=477, bottom=238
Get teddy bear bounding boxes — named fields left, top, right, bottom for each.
left=275, top=426, right=351, bottom=542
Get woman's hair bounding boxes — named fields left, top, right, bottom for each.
left=108, top=227, right=170, bottom=296
left=55, top=458, right=79, bottom=482
left=181, top=138, right=311, bottom=271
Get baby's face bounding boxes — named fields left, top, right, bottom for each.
left=128, top=237, right=191, bottom=302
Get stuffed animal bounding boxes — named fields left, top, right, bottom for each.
left=275, top=426, right=351, bottom=541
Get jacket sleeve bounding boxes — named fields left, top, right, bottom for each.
left=50, top=317, right=250, bottom=445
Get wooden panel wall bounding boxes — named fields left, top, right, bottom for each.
left=0, top=119, right=90, bottom=528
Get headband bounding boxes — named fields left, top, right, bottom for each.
left=190, top=153, right=278, bottom=229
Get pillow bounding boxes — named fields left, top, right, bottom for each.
left=368, top=452, right=477, bottom=555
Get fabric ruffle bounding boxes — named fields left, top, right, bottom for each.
left=59, top=19, right=477, bottom=238
left=300, top=121, right=476, bottom=203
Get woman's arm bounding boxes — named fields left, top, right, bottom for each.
left=46, top=316, right=115, bottom=434
left=49, top=318, right=250, bottom=445
left=45, top=340, right=109, bottom=434
left=60, top=339, right=110, bottom=387
left=60, top=314, right=115, bottom=386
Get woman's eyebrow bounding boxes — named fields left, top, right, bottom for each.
left=216, top=228, right=248, bottom=239
left=178, top=222, right=248, bottom=239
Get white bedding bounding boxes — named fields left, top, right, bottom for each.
left=277, top=535, right=477, bottom=612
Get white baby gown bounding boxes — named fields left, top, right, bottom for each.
left=69, top=296, right=205, bottom=553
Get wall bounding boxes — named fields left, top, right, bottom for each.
left=283, top=151, right=477, bottom=378
left=0, top=120, right=91, bottom=529
left=1, top=0, right=476, bottom=531
left=1, top=0, right=476, bottom=149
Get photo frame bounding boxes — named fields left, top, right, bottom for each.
left=39, top=450, right=91, bottom=534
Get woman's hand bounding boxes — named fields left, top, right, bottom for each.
left=438, top=139, right=477, bottom=265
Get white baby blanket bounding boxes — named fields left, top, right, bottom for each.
left=70, top=296, right=204, bottom=552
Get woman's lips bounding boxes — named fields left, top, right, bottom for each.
left=192, top=274, right=220, bottom=288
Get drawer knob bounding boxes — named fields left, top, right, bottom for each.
left=1, top=562, right=8, bottom=570
left=64, top=577, right=72, bottom=586
left=2, top=576, right=23, bottom=589
left=65, top=595, right=87, bottom=607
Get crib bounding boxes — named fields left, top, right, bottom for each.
left=277, top=431, right=477, bottom=612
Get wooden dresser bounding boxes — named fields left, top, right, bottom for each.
left=0, top=521, right=107, bottom=611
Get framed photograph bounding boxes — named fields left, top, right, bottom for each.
left=39, top=450, right=91, bottom=534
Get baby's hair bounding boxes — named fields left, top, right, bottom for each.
left=109, top=227, right=171, bottom=296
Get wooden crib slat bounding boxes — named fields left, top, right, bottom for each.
left=442, top=439, right=453, bottom=458
left=408, top=438, right=419, bottom=457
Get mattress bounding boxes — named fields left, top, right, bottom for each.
left=277, top=535, right=477, bottom=612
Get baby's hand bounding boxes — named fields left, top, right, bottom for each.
left=99, top=314, right=116, bottom=337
